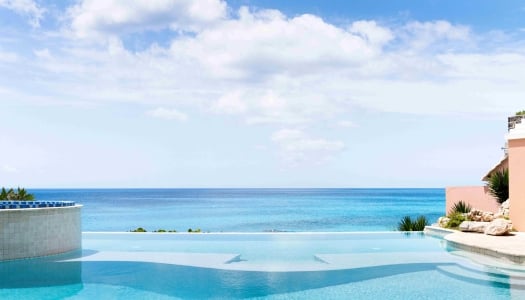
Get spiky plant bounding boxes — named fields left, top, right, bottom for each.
left=397, top=215, right=429, bottom=231
left=414, top=216, right=429, bottom=230
left=449, top=200, right=472, bottom=215
left=397, top=216, right=413, bottom=231
left=487, top=169, right=509, bottom=204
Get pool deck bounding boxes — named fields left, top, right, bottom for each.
left=425, top=226, right=525, bottom=264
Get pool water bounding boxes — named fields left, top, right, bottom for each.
left=1, top=232, right=524, bottom=299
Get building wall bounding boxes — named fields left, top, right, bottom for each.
left=509, top=138, right=525, bottom=231
left=0, top=205, right=82, bottom=261
left=445, top=186, right=500, bottom=215
left=482, top=157, right=508, bottom=181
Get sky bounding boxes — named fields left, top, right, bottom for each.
left=1, top=0, right=524, bottom=188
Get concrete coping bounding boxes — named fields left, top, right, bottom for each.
left=425, top=225, right=525, bottom=264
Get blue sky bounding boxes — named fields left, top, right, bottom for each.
left=0, top=0, right=524, bottom=188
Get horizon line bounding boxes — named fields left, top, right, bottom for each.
left=25, top=186, right=446, bottom=190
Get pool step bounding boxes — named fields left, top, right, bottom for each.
left=225, top=254, right=247, bottom=264
left=226, top=254, right=331, bottom=265
left=62, top=251, right=242, bottom=269
left=448, top=249, right=525, bottom=275
left=437, top=264, right=525, bottom=289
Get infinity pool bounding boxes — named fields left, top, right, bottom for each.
left=1, top=232, right=524, bottom=299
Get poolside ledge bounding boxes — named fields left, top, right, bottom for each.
left=425, top=225, right=525, bottom=264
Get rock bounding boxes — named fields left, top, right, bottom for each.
left=481, top=212, right=495, bottom=222
left=484, top=219, right=513, bottom=236
left=459, top=221, right=487, bottom=233
left=498, top=199, right=510, bottom=218
left=501, top=199, right=510, bottom=209
left=438, top=217, right=450, bottom=228
left=467, top=209, right=495, bottom=222
left=471, top=210, right=482, bottom=221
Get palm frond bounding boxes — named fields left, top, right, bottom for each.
left=487, top=169, right=509, bottom=204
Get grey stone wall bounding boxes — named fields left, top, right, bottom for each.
left=0, top=205, right=82, bottom=261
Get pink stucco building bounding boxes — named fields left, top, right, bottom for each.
left=446, top=115, right=525, bottom=231
left=507, top=117, right=525, bottom=231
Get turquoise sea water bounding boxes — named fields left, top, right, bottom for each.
left=33, top=188, right=444, bottom=232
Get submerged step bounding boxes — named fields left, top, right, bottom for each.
left=437, top=264, right=525, bottom=289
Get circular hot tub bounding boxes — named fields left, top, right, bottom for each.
left=0, top=201, right=82, bottom=261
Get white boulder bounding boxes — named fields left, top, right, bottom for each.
left=467, top=209, right=484, bottom=222
left=498, top=199, right=510, bottom=218
left=459, top=221, right=487, bottom=233
left=481, top=211, right=495, bottom=222
left=438, top=217, right=450, bottom=228
left=484, top=219, right=513, bottom=236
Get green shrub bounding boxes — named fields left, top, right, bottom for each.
left=449, top=200, right=472, bottom=215
left=131, top=227, right=147, bottom=232
left=397, top=215, right=429, bottom=231
left=0, top=187, right=35, bottom=201
left=516, top=110, right=525, bottom=116
left=487, top=169, right=509, bottom=204
left=188, top=228, right=201, bottom=233
left=133, top=228, right=178, bottom=233
left=445, top=213, right=466, bottom=229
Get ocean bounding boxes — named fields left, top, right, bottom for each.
left=32, top=188, right=444, bottom=232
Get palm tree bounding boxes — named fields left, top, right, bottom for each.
left=0, top=187, right=35, bottom=200
left=16, top=187, right=34, bottom=200
left=6, top=188, right=16, bottom=200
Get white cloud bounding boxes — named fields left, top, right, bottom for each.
left=33, top=48, right=51, bottom=59
left=247, top=91, right=305, bottom=125
left=3, top=1, right=525, bottom=184
left=400, top=20, right=471, bottom=50
left=338, top=120, right=358, bottom=128
left=0, top=0, right=44, bottom=27
left=3, top=4, right=525, bottom=145
left=170, top=7, right=381, bottom=79
left=1, top=165, right=18, bottom=173
left=212, top=90, right=247, bottom=114
left=146, top=107, right=188, bottom=121
left=162, top=9, right=501, bottom=124
left=67, top=0, right=227, bottom=39
left=0, top=50, right=19, bottom=62
left=349, top=20, right=394, bottom=47
left=271, top=129, right=345, bottom=165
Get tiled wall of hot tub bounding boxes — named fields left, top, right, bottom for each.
left=0, top=205, right=82, bottom=261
